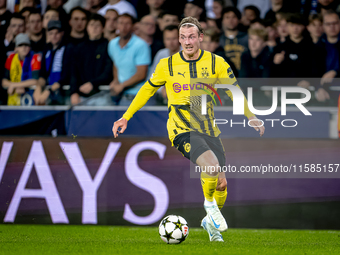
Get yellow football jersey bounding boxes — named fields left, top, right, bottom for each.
left=122, top=49, right=254, bottom=145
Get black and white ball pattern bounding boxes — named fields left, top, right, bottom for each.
left=159, top=215, right=189, bottom=244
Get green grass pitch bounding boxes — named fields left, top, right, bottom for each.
left=0, top=225, right=339, bottom=255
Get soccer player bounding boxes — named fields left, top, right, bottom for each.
left=112, top=16, right=265, bottom=242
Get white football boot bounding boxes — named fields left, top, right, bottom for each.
left=201, top=215, right=224, bottom=242
left=204, top=199, right=228, bottom=232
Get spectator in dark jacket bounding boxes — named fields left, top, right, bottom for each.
left=0, top=0, right=12, bottom=38
left=34, top=20, right=66, bottom=105
left=315, top=10, right=340, bottom=102
left=27, top=10, right=46, bottom=53
left=307, top=13, right=323, bottom=44
left=70, top=13, right=113, bottom=105
left=240, top=5, right=261, bottom=32
left=0, top=14, right=25, bottom=81
left=201, top=27, right=238, bottom=77
left=220, top=7, right=248, bottom=71
left=272, top=13, right=317, bottom=88
left=239, top=28, right=273, bottom=78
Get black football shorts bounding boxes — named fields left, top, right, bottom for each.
left=173, top=131, right=226, bottom=167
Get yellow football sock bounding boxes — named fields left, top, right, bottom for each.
left=214, top=188, right=228, bottom=210
left=200, top=172, right=218, bottom=202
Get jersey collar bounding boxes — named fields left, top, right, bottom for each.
left=179, top=49, right=204, bottom=63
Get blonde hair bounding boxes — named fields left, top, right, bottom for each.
left=179, top=16, right=204, bottom=35
left=248, top=28, right=268, bottom=41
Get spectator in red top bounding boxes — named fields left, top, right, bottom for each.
left=0, top=14, right=25, bottom=81
left=2, top=33, right=41, bottom=106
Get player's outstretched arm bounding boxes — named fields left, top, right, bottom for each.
left=248, top=116, right=265, bottom=137
left=112, top=118, right=128, bottom=138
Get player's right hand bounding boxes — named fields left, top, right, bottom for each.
left=112, top=118, right=128, bottom=138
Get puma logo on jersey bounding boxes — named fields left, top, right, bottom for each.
left=178, top=71, right=186, bottom=78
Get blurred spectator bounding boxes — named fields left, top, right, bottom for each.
left=137, top=14, right=163, bottom=60
left=2, top=13, right=25, bottom=53
left=63, top=0, right=86, bottom=13
left=47, top=0, right=63, bottom=9
left=98, top=0, right=137, bottom=19
left=249, top=18, right=265, bottom=30
left=57, top=7, right=88, bottom=98
left=34, top=20, right=66, bottom=105
left=0, top=0, right=12, bottom=37
left=0, top=13, right=25, bottom=88
left=275, top=12, right=289, bottom=44
left=70, top=14, right=113, bottom=105
left=6, top=0, right=41, bottom=13
left=184, top=0, right=206, bottom=22
left=307, top=13, right=323, bottom=44
left=148, top=24, right=181, bottom=103
left=239, top=28, right=273, bottom=78
left=265, top=18, right=279, bottom=50
left=68, top=7, right=88, bottom=45
left=240, top=5, right=261, bottom=30
left=201, top=27, right=238, bottom=76
left=303, top=0, right=340, bottom=16
left=212, top=0, right=224, bottom=29
left=148, top=24, right=180, bottom=78
left=272, top=13, right=316, bottom=87
left=42, top=7, right=59, bottom=30
left=154, top=9, right=179, bottom=41
left=108, top=13, right=151, bottom=105
left=212, top=0, right=224, bottom=19
left=265, top=0, right=292, bottom=21
left=318, top=0, right=340, bottom=14
left=19, top=0, right=36, bottom=12
left=28, top=10, right=45, bottom=53
left=220, top=6, right=248, bottom=71
left=315, top=10, right=340, bottom=102
left=19, top=6, right=35, bottom=30
left=157, top=10, right=179, bottom=31
left=206, top=17, right=220, bottom=32
left=237, top=0, right=271, bottom=19
left=46, top=1, right=69, bottom=31
left=137, top=0, right=165, bottom=19
left=104, top=8, right=118, bottom=41
left=2, top=33, right=41, bottom=105
left=85, top=0, right=107, bottom=13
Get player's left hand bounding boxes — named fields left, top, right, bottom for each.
left=248, top=116, right=265, bottom=137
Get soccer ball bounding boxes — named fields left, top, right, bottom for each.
left=159, top=215, right=189, bottom=244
